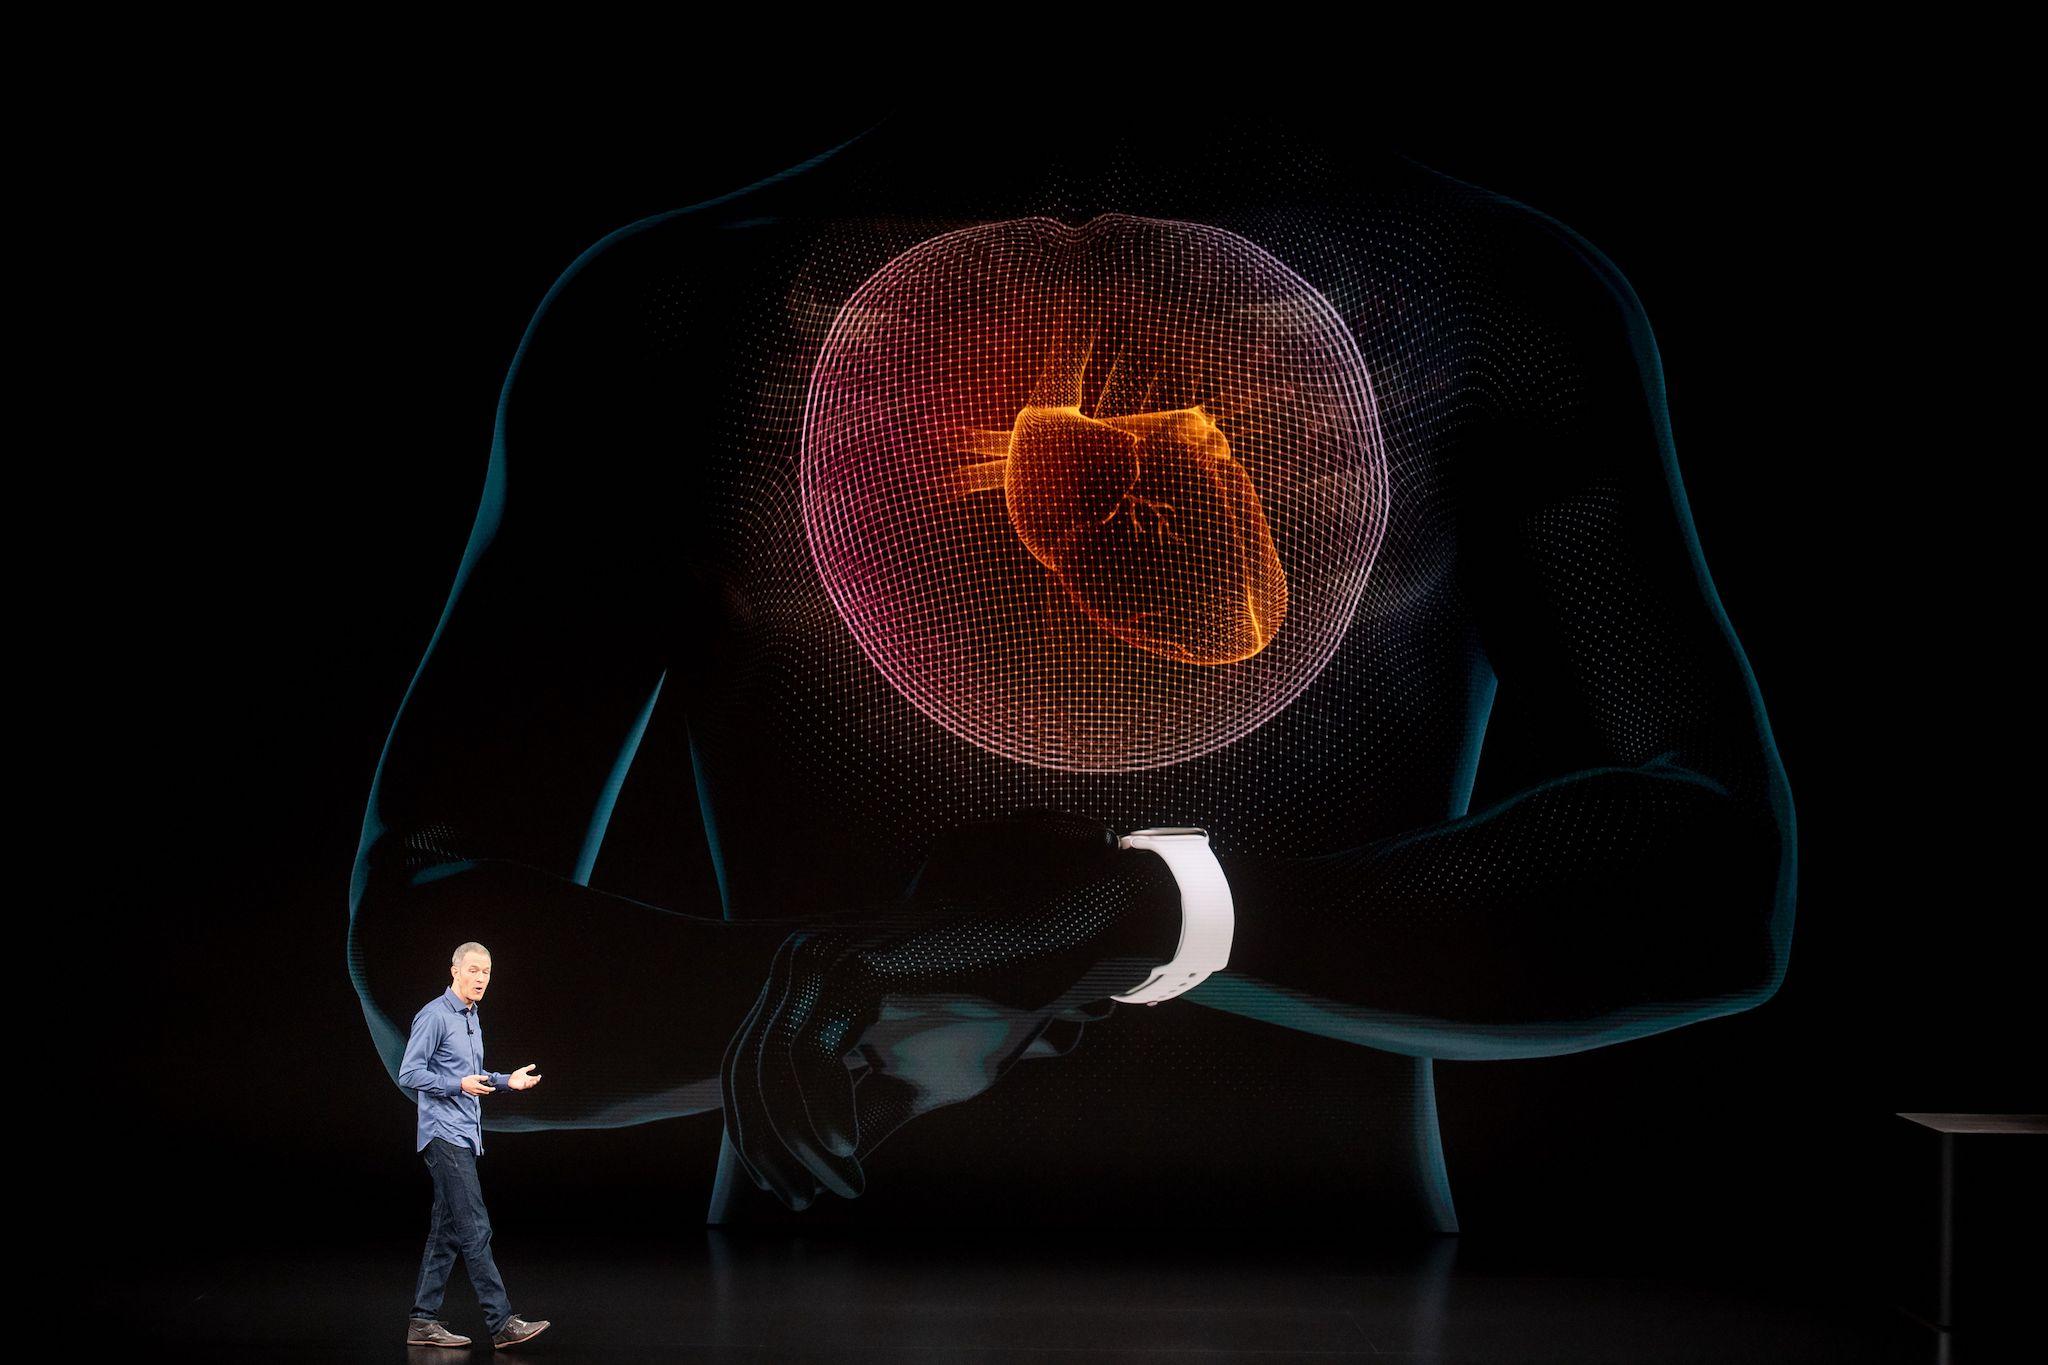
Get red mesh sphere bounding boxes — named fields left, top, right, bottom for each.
left=801, top=214, right=1387, bottom=772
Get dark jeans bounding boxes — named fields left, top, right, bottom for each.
left=410, top=1137, right=513, bottom=1333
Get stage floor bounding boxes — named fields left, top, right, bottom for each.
left=114, top=1229, right=1955, bottom=1362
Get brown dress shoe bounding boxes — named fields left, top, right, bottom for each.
left=407, top=1318, right=473, bottom=1346
left=492, top=1314, right=551, bottom=1348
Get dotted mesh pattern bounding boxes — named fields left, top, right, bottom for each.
left=799, top=214, right=1386, bottom=771
left=678, top=146, right=1551, bottom=889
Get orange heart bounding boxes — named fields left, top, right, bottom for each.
left=953, top=403, right=1288, bottom=665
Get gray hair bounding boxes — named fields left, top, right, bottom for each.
left=451, top=941, right=492, bottom=967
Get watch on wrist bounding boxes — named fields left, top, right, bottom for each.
left=1111, top=827, right=1234, bottom=1005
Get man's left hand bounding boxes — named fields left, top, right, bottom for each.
left=507, top=1064, right=542, bottom=1090
left=719, top=810, right=1179, bottom=1211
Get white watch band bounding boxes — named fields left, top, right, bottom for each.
left=1111, top=827, right=1234, bottom=1005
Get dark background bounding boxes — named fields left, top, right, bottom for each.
left=123, top=88, right=2029, bottom=1277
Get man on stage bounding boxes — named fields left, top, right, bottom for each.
left=397, top=942, right=551, bottom=1349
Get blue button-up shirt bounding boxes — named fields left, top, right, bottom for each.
left=398, top=987, right=511, bottom=1155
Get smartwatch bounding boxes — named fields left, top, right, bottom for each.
left=1111, top=827, right=1234, bottom=1005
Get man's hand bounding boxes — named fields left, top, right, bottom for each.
left=507, top=1064, right=542, bottom=1091
left=460, top=1074, right=497, bottom=1096
left=719, top=810, right=1180, bottom=1211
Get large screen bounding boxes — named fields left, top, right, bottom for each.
left=343, top=111, right=1798, bottom=1231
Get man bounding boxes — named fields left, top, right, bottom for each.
left=396, top=942, right=551, bottom=1349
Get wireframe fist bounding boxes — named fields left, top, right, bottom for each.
left=718, top=810, right=1179, bottom=1210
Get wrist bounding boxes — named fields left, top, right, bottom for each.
left=1110, top=847, right=1184, bottom=963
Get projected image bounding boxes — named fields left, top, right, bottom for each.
left=348, top=115, right=1796, bottom=1232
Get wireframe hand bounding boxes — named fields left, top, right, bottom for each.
left=718, top=810, right=1179, bottom=1210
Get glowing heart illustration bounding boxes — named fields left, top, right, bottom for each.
left=799, top=214, right=1387, bottom=773
left=950, top=403, right=1288, bottom=665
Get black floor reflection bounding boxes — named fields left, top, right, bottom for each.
left=113, top=1227, right=1969, bottom=1362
